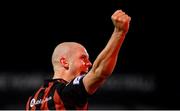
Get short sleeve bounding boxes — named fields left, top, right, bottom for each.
left=60, top=75, right=89, bottom=108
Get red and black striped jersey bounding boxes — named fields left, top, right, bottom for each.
left=26, top=75, right=89, bottom=110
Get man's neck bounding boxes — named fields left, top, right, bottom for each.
left=53, top=70, right=75, bottom=82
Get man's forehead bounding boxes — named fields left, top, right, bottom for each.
left=84, top=48, right=89, bottom=55
left=84, top=49, right=89, bottom=57
left=78, top=47, right=89, bottom=57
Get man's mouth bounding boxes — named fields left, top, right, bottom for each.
left=80, top=70, right=88, bottom=75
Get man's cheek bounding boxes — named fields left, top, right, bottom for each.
left=80, top=60, right=86, bottom=65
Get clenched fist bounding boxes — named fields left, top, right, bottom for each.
left=111, top=10, right=131, bottom=34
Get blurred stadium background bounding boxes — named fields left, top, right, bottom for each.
left=0, top=0, right=179, bottom=109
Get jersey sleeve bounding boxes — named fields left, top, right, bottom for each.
left=60, top=75, right=89, bottom=108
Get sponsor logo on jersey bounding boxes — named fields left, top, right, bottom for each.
left=30, top=96, right=52, bottom=107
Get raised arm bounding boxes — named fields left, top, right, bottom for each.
left=83, top=10, right=131, bottom=95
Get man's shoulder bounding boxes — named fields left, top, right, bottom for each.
left=72, top=75, right=85, bottom=85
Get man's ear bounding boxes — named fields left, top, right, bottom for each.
left=60, top=57, right=69, bottom=69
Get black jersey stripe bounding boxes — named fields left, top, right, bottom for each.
left=46, top=81, right=59, bottom=110
left=35, top=88, right=45, bottom=110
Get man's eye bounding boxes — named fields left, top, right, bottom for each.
left=81, top=57, right=85, bottom=60
left=81, top=56, right=86, bottom=59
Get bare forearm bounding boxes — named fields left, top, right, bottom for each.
left=92, top=29, right=126, bottom=78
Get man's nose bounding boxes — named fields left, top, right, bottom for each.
left=86, top=60, right=92, bottom=67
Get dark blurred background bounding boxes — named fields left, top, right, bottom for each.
left=0, top=0, right=179, bottom=110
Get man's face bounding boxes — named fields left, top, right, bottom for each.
left=69, top=47, right=92, bottom=75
